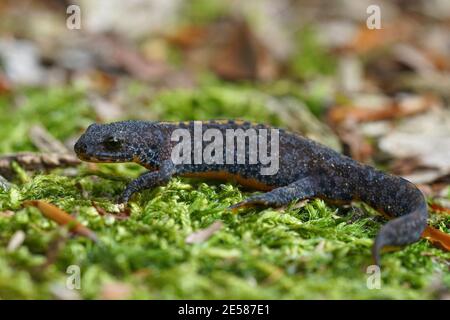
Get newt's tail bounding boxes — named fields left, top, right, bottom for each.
left=372, top=199, right=428, bottom=266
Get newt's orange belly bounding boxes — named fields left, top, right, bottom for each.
left=181, top=171, right=274, bottom=191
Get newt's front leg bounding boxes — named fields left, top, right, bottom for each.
left=119, top=160, right=175, bottom=204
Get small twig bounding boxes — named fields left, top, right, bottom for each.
left=23, top=200, right=98, bottom=242
left=0, top=152, right=81, bottom=178
left=91, top=201, right=131, bottom=220
left=41, top=232, right=69, bottom=269
left=91, top=201, right=107, bottom=216
left=29, top=125, right=70, bottom=154
left=32, top=231, right=70, bottom=276
left=185, top=221, right=223, bottom=244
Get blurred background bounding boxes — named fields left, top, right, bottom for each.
left=1, top=0, right=449, bottom=186
left=0, top=0, right=450, bottom=299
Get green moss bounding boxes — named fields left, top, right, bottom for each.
left=0, top=86, right=449, bottom=299
left=1, top=172, right=449, bottom=299
left=181, top=0, right=230, bottom=25
left=0, top=86, right=94, bottom=153
left=150, top=85, right=282, bottom=125
left=289, top=26, right=336, bottom=80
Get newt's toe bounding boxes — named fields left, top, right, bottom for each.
left=228, top=197, right=270, bottom=213
left=117, top=193, right=130, bottom=206
left=227, top=201, right=248, bottom=212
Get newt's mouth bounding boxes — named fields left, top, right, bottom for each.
left=75, top=151, right=131, bottom=163
left=78, top=154, right=116, bottom=162
left=74, top=140, right=132, bottom=162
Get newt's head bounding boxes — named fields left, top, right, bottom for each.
left=74, top=121, right=161, bottom=165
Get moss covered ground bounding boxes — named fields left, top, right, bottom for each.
left=0, top=85, right=449, bottom=299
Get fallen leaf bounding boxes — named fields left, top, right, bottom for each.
left=422, top=226, right=450, bottom=251
left=430, top=203, right=450, bottom=215
left=379, top=108, right=450, bottom=184
left=101, top=36, right=171, bottom=82
left=167, top=25, right=208, bottom=49
left=393, top=44, right=437, bottom=77
left=0, top=39, right=46, bottom=85
left=0, top=210, right=14, bottom=218
left=185, top=221, right=223, bottom=244
left=91, top=201, right=130, bottom=220
left=50, top=284, right=81, bottom=300
left=349, top=21, right=413, bottom=54
left=100, top=282, right=132, bottom=300
left=400, top=72, right=450, bottom=100
left=389, top=157, right=422, bottom=176
left=79, top=0, right=180, bottom=39
left=328, top=94, right=438, bottom=124
left=334, top=123, right=374, bottom=162
left=91, top=34, right=194, bottom=88
left=6, top=230, right=25, bottom=252
left=0, top=72, right=11, bottom=94
left=85, top=70, right=117, bottom=95
left=89, top=94, right=124, bottom=122
left=23, top=200, right=98, bottom=242
left=91, top=201, right=107, bottom=216
left=210, top=19, right=278, bottom=81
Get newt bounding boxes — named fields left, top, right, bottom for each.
left=74, top=120, right=428, bottom=265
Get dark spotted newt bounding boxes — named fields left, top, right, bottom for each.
left=74, top=120, right=428, bottom=265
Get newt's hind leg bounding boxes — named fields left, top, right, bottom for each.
left=229, top=177, right=317, bottom=211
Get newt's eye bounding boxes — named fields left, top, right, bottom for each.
left=103, top=136, right=122, bottom=150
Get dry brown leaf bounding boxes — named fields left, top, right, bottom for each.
left=167, top=25, right=209, bottom=49
left=349, top=21, right=413, bottom=54
left=379, top=108, right=450, bottom=184
left=0, top=72, right=11, bottom=94
left=389, top=157, right=422, bottom=176
left=210, top=19, right=278, bottom=81
left=89, top=95, right=124, bottom=122
left=91, top=201, right=107, bottom=216
left=86, top=70, right=117, bottom=95
left=328, top=94, right=437, bottom=124
left=422, top=48, right=450, bottom=71
left=103, top=36, right=171, bottom=82
left=100, top=282, right=132, bottom=300
left=334, top=124, right=374, bottom=163
left=430, top=203, right=450, bottom=215
left=422, top=226, right=450, bottom=251
left=0, top=210, right=14, bottom=218
left=91, top=201, right=130, bottom=220
left=23, top=200, right=98, bottom=242
left=185, top=221, right=223, bottom=244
